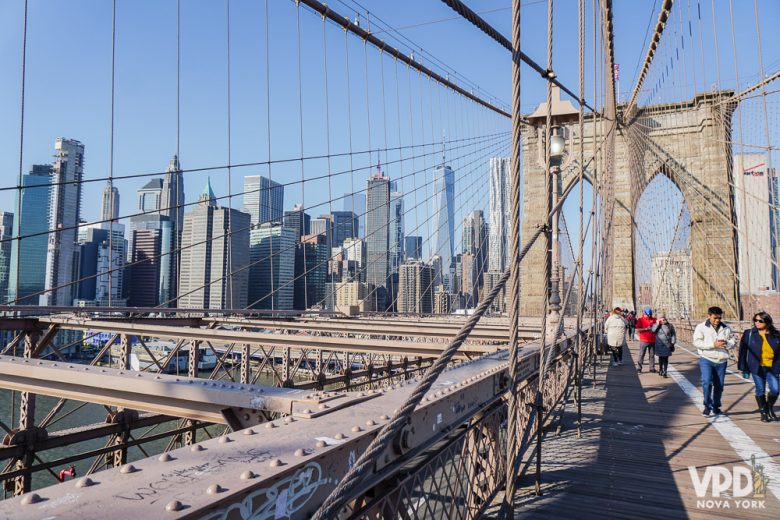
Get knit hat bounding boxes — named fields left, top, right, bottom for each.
left=643, top=306, right=653, bottom=315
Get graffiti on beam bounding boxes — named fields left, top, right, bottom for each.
left=113, top=448, right=275, bottom=503
left=202, top=462, right=331, bottom=520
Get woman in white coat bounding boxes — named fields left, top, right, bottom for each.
left=604, top=307, right=628, bottom=367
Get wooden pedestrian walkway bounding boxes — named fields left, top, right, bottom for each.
left=487, top=341, right=780, bottom=519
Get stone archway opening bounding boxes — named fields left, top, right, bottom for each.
left=633, top=172, right=692, bottom=319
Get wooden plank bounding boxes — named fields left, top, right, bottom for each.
left=486, top=341, right=780, bottom=519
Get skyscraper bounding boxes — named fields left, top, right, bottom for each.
left=244, top=175, right=284, bottom=225
left=161, top=155, right=185, bottom=304
left=734, top=154, right=776, bottom=293
left=101, top=183, right=120, bottom=222
left=389, top=182, right=404, bottom=275
left=398, top=260, right=433, bottom=314
left=463, top=210, right=489, bottom=281
left=137, top=179, right=163, bottom=213
left=0, top=212, right=13, bottom=303
left=365, top=168, right=390, bottom=309
left=248, top=222, right=296, bottom=310
left=431, top=163, right=455, bottom=289
left=329, top=211, right=360, bottom=247
left=160, top=155, right=185, bottom=237
left=404, top=236, right=422, bottom=260
left=129, top=216, right=169, bottom=307
left=651, top=250, right=692, bottom=319
left=488, top=157, right=511, bottom=272
left=294, top=234, right=328, bottom=310
left=283, top=204, right=311, bottom=242
left=343, top=192, right=366, bottom=237
left=178, top=179, right=251, bottom=309
left=42, top=138, right=85, bottom=306
left=75, top=224, right=126, bottom=305
left=8, top=165, right=51, bottom=305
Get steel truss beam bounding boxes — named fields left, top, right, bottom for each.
left=0, top=330, right=587, bottom=519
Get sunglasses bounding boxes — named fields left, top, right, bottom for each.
left=754, top=319, right=765, bottom=323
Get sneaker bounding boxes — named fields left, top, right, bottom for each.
left=702, top=407, right=712, bottom=417
left=713, top=408, right=724, bottom=416
left=650, top=369, right=657, bottom=373
left=618, top=361, right=623, bottom=366
left=662, top=373, right=669, bottom=378
left=612, top=361, right=618, bottom=367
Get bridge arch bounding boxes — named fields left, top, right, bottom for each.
left=520, top=91, right=740, bottom=319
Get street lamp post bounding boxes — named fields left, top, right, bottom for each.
left=547, top=126, right=566, bottom=336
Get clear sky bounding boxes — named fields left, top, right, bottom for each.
left=0, top=0, right=778, bottom=276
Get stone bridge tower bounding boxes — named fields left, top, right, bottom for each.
left=520, top=88, right=739, bottom=319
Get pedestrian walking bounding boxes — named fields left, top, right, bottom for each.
left=627, top=311, right=637, bottom=337
left=604, top=307, right=628, bottom=367
left=652, top=313, right=676, bottom=377
left=738, top=312, right=780, bottom=422
left=693, top=306, right=735, bottom=417
left=635, top=306, right=657, bottom=373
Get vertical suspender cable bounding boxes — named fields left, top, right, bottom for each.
left=265, top=0, right=275, bottom=311
left=226, top=0, right=234, bottom=308
left=10, top=0, right=29, bottom=431
left=108, top=0, right=117, bottom=307
left=575, top=0, right=585, bottom=438
left=752, top=0, right=779, bottom=288
left=295, top=2, right=308, bottom=310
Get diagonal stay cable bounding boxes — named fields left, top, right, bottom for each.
left=438, top=0, right=594, bottom=111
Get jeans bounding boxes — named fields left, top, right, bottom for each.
left=611, top=344, right=624, bottom=363
left=638, top=342, right=655, bottom=370
left=752, top=367, right=780, bottom=397
left=700, top=357, right=727, bottom=410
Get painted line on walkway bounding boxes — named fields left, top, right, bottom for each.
left=674, top=343, right=753, bottom=384
left=666, top=364, right=780, bottom=501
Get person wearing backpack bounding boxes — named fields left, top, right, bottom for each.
left=738, top=311, right=780, bottom=422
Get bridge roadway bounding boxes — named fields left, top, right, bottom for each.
left=489, top=340, right=780, bottom=519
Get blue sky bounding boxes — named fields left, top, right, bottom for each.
left=0, top=0, right=778, bottom=268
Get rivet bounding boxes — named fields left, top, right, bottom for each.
left=219, top=436, right=232, bottom=443
left=120, top=464, right=137, bottom=474
left=76, top=477, right=94, bottom=488
left=158, top=453, right=174, bottom=462
left=315, top=440, right=327, bottom=448
left=393, top=409, right=399, bottom=415
left=380, top=414, right=390, bottom=420
left=366, top=419, right=376, bottom=426
left=302, top=408, right=312, bottom=414
left=284, top=417, right=296, bottom=423
left=352, top=426, right=362, bottom=432
left=334, top=433, right=345, bottom=440
left=269, top=459, right=283, bottom=467
left=265, top=422, right=277, bottom=429
left=206, top=484, right=223, bottom=495
left=21, top=493, right=42, bottom=505
left=422, top=397, right=429, bottom=402
left=165, top=500, right=183, bottom=512
left=136, top=373, right=142, bottom=377
left=187, top=380, right=193, bottom=384
left=294, top=448, right=307, bottom=457
left=191, top=444, right=205, bottom=452
left=240, top=470, right=256, bottom=480
left=356, top=392, right=364, bottom=397
left=318, top=404, right=329, bottom=410
left=156, top=375, right=162, bottom=379
left=243, top=429, right=255, bottom=436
